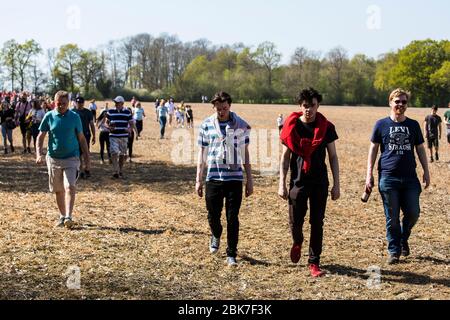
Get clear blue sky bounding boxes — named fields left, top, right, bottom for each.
left=2, top=0, right=449, bottom=63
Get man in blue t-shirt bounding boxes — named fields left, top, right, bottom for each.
left=365, top=89, right=430, bottom=265
left=36, top=91, right=91, bottom=230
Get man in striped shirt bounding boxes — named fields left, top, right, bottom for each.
left=196, top=91, right=254, bottom=267
left=106, top=96, right=137, bottom=179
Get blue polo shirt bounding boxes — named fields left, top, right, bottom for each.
left=39, top=110, right=83, bottom=159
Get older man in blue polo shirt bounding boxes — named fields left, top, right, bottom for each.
left=36, top=91, right=91, bottom=229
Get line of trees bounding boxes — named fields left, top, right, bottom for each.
left=0, top=35, right=448, bottom=107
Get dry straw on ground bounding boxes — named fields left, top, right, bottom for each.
left=0, top=103, right=449, bottom=300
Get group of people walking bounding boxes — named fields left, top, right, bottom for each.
left=155, top=99, right=194, bottom=139
left=195, top=88, right=443, bottom=277
left=27, top=87, right=447, bottom=278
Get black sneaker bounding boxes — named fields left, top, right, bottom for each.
left=27, top=147, right=32, bottom=153
left=401, top=242, right=410, bottom=257
left=85, top=171, right=91, bottom=179
left=79, top=172, right=86, bottom=179
left=436, top=153, right=439, bottom=161
left=430, top=157, right=434, bottom=163
left=10, top=146, right=14, bottom=153
left=387, top=254, right=400, bottom=265
left=113, top=174, right=120, bottom=179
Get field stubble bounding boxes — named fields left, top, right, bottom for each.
left=0, top=103, right=448, bottom=300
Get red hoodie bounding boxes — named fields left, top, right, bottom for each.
left=280, top=112, right=334, bottom=173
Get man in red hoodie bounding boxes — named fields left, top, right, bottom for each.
left=278, top=88, right=341, bottom=278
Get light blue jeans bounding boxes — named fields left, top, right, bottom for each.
left=379, top=175, right=422, bottom=256
left=1, top=124, right=13, bottom=148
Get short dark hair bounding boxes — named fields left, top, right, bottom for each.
left=297, top=87, right=323, bottom=104
left=432, top=105, right=438, bottom=111
left=211, top=91, right=232, bottom=105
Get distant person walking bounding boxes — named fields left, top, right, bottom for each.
left=423, top=106, right=442, bottom=163
left=89, top=100, right=98, bottom=122
left=156, top=99, right=169, bottom=139
left=444, top=105, right=450, bottom=152
left=0, top=100, right=15, bottom=154
left=365, top=88, right=430, bottom=265
left=133, top=102, right=146, bottom=138
left=106, top=96, right=136, bottom=179
left=15, top=92, right=32, bottom=153
left=278, top=88, right=340, bottom=278
left=167, top=98, right=175, bottom=127
left=97, top=105, right=111, bottom=164
left=196, top=91, right=254, bottom=267
left=73, top=97, right=96, bottom=179
left=186, top=105, right=194, bottom=129
left=277, top=114, right=284, bottom=133
left=27, top=99, right=46, bottom=152
left=36, top=91, right=91, bottom=229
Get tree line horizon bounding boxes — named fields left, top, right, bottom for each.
left=1, top=34, right=449, bottom=107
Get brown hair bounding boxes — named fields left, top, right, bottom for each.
left=54, top=90, right=69, bottom=101
left=389, top=88, right=410, bottom=102
left=211, top=91, right=232, bottom=105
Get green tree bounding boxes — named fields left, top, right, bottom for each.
left=56, top=44, right=82, bottom=93
left=15, top=40, right=42, bottom=91
left=77, top=51, right=102, bottom=96
left=345, top=54, right=377, bottom=105
left=254, top=42, right=282, bottom=102
left=376, top=40, right=449, bottom=106
left=1, top=40, right=20, bottom=91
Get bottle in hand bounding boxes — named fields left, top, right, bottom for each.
left=361, top=187, right=372, bottom=203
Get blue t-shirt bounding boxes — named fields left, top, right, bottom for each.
left=371, top=117, right=424, bottom=178
left=39, top=110, right=83, bottom=159
left=133, top=108, right=145, bottom=121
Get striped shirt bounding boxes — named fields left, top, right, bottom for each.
left=107, top=108, right=132, bottom=138
left=198, top=116, right=250, bottom=182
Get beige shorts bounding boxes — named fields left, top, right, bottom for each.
left=110, top=137, right=129, bottom=156
left=46, top=156, right=80, bottom=193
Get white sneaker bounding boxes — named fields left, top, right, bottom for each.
left=210, top=236, right=220, bottom=254
left=226, top=257, right=238, bottom=267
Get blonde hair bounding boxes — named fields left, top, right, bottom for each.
left=389, top=88, right=410, bottom=102
left=54, top=91, right=69, bottom=101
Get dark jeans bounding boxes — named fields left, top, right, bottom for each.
left=159, top=116, right=167, bottom=138
left=99, top=131, right=111, bottom=162
left=31, top=123, right=40, bottom=146
left=289, top=183, right=328, bottom=265
left=136, top=120, right=143, bottom=136
left=205, top=180, right=243, bottom=258
left=128, top=131, right=135, bottom=158
left=379, top=175, right=422, bottom=256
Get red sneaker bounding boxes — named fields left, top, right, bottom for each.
left=309, top=264, right=325, bottom=278
left=290, top=244, right=302, bottom=264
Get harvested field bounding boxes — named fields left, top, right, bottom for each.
left=0, top=103, right=449, bottom=300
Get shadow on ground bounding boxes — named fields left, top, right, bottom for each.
left=324, top=264, right=450, bottom=288
left=0, top=154, right=197, bottom=195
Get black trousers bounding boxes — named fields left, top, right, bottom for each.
left=99, top=131, right=111, bottom=161
left=289, top=183, right=328, bottom=265
left=206, top=180, right=243, bottom=258
left=136, top=120, right=143, bottom=136
left=128, top=131, right=135, bottom=158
